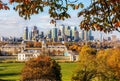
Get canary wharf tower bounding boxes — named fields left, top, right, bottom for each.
left=23, top=27, right=29, bottom=40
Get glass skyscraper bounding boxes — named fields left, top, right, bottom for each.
left=23, top=27, right=28, bottom=40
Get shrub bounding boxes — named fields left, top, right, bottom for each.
left=21, top=55, right=62, bottom=81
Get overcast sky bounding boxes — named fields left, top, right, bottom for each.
left=0, top=0, right=120, bottom=39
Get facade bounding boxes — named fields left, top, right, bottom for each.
left=52, top=27, right=58, bottom=42
left=18, top=50, right=40, bottom=61
left=31, top=26, right=39, bottom=41
left=23, top=27, right=29, bottom=40
left=74, top=30, right=79, bottom=41
left=0, top=44, right=25, bottom=55
left=83, top=30, right=93, bottom=41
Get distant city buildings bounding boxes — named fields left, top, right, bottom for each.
left=22, top=25, right=94, bottom=42
left=1, top=25, right=119, bottom=43
left=0, top=36, right=22, bottom=43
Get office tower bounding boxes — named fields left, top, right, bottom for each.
left=88, top=30, right=92, bottom=40
left=79, top=31, right=82, bottom=40
left=46, top=30, right=52, bottom=42
left=40, top=31, right=44, bottom=39
left=79, top=30, right=84, bottom=41
left=100, top=32, right=103, bottom=42
left=58, top=30, right=63, bottom=42
left=47, top=30, right=52, bottom=39
left=64, top=26, right=72, bottom=41
left=83, top=30, right=93, bottom=41
left=71, top=26, right=77, bottom=41
left=52, top=27, right=58, bottom=42
left=58, top=29, right=62, bottom=36
left=29, top=31, right=32, bottom=40
left=84, top=30, right=89, bottom=41
left=31, top=26, right=39, bottom=41
left=59, top=24, right=65, bottom=36
left=74, top=30, right=79, bottom=41
left=64, top=26, right=68, bottom=36
left=23, top=27, right=29, bottom=40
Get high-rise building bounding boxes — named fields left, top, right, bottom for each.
left=100, top=32, right=103, bottom=42
left=29, top=31, right=32, bottom=40
left=88, top=30, right=93, bottom=40
left=52, top=27, right=58, bottom=42
left=59, top=24, right=65, bottom=36
left=47, top=30, right=52, bottom=39
left=81, top=30, right=84, bottom=40
left=74, top=30, right=79, bottom=41
left=84, top=30, right=88, bottom=41
left=84, top=30, right=93, bottom=41
left=31, top=26, right=39, bottom=41
left=40, top=31, right=44, bottom=39
left=71, top=26, right=77, bottom=41
left=58, top=29, right=62, bottom=36
left=23, top=27, right=29, bottom=40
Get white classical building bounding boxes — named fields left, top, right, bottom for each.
left=18, top=50, right=41, bottom=61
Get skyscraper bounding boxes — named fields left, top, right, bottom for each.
left=88, top=30, right=92, bottom=40
left=74, top=30, right=79, bottom=41
left=31, top=26, right=39, bottom=41
left=84, top=30, right=89, bottom=41
left=52, top=27, right=58, bottom=42
left=47, top=30, right=52, bottom=39
left=59, top=24, right=65, bottom=36
left=71, top=26, right=77, bottom=41
left=84, top=30, right=93, bottom=41
left=100, top=32, right=103, bottom=42
left=23, top=27, right=29, bottom=40
left=81, top=30, right=84, bottom=40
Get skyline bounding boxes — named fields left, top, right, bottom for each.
left=0, top=0, right=120, bottom=39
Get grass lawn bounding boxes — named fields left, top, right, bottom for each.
left=0, top=63, right=25, bottom=81
left=60, top=63, right=77, bottom=81
left=0, top=62, right=77, bottom=81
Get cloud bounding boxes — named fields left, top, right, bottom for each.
left=0, top=6, right=120, bottom=39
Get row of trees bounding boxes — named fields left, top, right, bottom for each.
left=26, top=42, right=42, bottom=48
left=72, top=46, right=120, bottom=81
left=26, top=42, right=64, bottom=48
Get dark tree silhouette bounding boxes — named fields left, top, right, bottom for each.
left=21, top=55, right=62, bottom=81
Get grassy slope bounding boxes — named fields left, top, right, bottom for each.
left=60, top=63, right=77, bottom=81
left=0, top=62, right=77, bottom=81
left=0, top=63, right=24, bottom=81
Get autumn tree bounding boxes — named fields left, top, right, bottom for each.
left=0, top=0, right=9, bottom=10
left=33, top=42, right=42, bottom=48
left=72, top=45, right=97, bottom=81
left=72, top=46, right=120, bottom=81
left=0, top=0, right=116, bottom=32
left=26, top=41, right=33, bottom=47
left=69, top=44, right=81, bottom=52
left=78, top=0, right=120, bottom=32
left=97, top=48, right=120, bottom=81
left=21, top=55, right=62, bottom=81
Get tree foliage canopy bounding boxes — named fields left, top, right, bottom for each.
left=72, top=46, right=97, bottom=81
left=21, top=55, right=62, bottom=81
left=78, top=0, right=120, bottom=32
left=0, top=0, right=120, bottom=32
left=72, top=46, right=120, bottom=81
